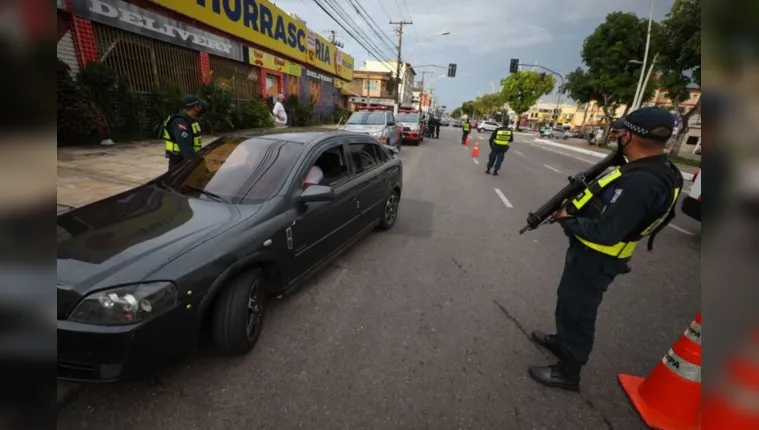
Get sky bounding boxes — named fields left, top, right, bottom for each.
left=272, top=0, right=674, bottom=111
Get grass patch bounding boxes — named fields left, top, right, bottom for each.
left=668, top=154, right=701, bottom=167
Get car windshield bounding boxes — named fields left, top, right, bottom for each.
left=161, top=136, right=302, bottom=203
left=346, top=112, right=386, bottom=125
left=396, top=113, right=419, bottom=123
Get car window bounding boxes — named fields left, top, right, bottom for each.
left=386, top=113, right=396, bottom=125
left=347, top=112, right=386, bottom=125
left=396, top=113, right=419, bottom=123
left=373, top=143, right=391, bottom=163
left=162, top=136, right=302, bottom=203
left=348, top=143, right=381, bottom=175
left=307, top=144, right=351, bottom=188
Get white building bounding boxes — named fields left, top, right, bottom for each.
left=361, top=60, right=416, bottom=105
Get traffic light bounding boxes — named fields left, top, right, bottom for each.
left=540, top=72, right=546, bottom=80
left=509, top=59, right=519, bottom=74
left=447, top=63, right=457, bottom=78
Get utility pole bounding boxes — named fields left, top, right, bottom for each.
left=390, top=20, right=412, bottom=110
left=325, top=30, right=344, bottom=48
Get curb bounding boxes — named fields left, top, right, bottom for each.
left=532, top=139, right=694, bottom=181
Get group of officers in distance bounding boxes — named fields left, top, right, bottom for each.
left=163, top=94, right=684, bottom=392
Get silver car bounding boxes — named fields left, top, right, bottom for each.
left=548, top=127, right=572, bottom=140
left=341, top=111, right=401, bottom=150
left=477, top=120, right=502, bottom=133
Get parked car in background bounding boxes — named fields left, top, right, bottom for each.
left=451, top=119, right=463, bottom=128
left=396, top=112, right=425, bottom=145
left=342, top=111, right=401, bottom=151
left=440, top=118, right=450, bottom=127
left=477, top=120, right=502, bottom=133
left=548, top=127, right=572, bottom=140
left=57, top=130, right=403, bottom=381
left=681, top=164, right=701, bottom=221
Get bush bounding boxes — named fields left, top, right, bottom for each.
left=148, top=84, right=184, bottom=137
left=240, top=98, right=274, bottom=129
left=285, top=95, right=314, bottom=126
left=76, top=61, right=142, bottom=140
left=57, top=59, right=100, bottom=145
left=325, top=106, right=350, bottom=124
left=199, top=79, right=236, bottom=134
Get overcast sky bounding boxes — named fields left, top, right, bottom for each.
left=273, top=0, right=674, bottom=110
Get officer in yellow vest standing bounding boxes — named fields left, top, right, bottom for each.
left=163, top=94, right=208, bottom=170
left=485, top=120, right=514, bottom=175
left=528, top=107, right=683, bottom=391
left=461, top=118, right=471, bottom=145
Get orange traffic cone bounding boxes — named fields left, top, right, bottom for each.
left=465, top=135, right=471, bottom=146
left=702, top=327, right=759, bottom=429
left=471, top=142, right=480, bottom=157
left=618, top=313, right=702, bottom=430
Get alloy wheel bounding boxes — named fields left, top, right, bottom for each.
left=385, top=194, right=398, bottom=225
left=246, top=279, right=263, bottom=340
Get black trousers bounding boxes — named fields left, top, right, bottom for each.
left=462, top=131, right=470, bottom=144
left=167, top=152, right=185, bottom=170
left=554, top=243, right=626, bottom=370
left=433, top=124, right=440, bottom=138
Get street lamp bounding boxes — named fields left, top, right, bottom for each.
left=632, top=0, right=655, bottom=112
left=629, top=55, right=659, bottom=109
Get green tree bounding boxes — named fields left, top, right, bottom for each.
left=562, top=68, right=595, bottom=132
left=460, top=100, right=481, bottom=118
left=474, top=93, right=505, bottom=119
left=564, top=12, right=662, bottom=145
left=450, top=107, right=462, bottom=118
left=500, top=71, right=555, bottom=121
left=658, top=0, right=701, bottom=155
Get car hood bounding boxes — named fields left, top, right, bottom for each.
left=343, top=124, right=385, bottom=133
left=400, top=122, right=419, bottom=129
left=57, top=184, right=249, bottom=297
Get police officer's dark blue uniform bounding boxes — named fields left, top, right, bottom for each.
left=485, top=121, right=514, bottom=175
left=528, top=107, right=684, bottom=391
left=163, top=94, right=208, bottom=170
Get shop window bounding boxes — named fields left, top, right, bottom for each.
left=92, top=23, right=200, bottom=94
left=265, top=73, right=280, bottom=99
left=310, top=80, right=321, bottom=103
left=288, top=76, right=299, bottom=97
left=208, top=55, right=262, bottom=100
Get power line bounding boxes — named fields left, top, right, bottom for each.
left=390, top=20, right=412, bottom=104
left=323, top=0, right=394, bottom=60
left=310, top=0, right=394, bottom=72
left=346, top=0, right=397, bottom=54
left=375, top=0, right=392, bottom=21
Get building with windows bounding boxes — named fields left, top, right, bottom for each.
left=361, top=61, right=416, bottom=105
left=56, top=0, right=355, bottom=125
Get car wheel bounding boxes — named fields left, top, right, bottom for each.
left=478, top=128, right=483, bottom=133
left=212, top=268, right=265, bottom=355
left=378, top=191, right=400, bottom=230
left=563, top=136, right=569, bottom=140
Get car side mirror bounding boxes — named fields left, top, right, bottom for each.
left=300, top=185, right=335, bottom=203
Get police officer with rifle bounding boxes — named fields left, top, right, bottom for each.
left=518, top=107, right=683, bottom=391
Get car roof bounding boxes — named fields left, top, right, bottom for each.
left=230, top=128, right=380, bottom=148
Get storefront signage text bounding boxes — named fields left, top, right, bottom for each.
left=149, top=0, right=353, bottom=80
left=247, top=47, right=301, bottom=77
left=72, top=0, right=244, bottom=61
left=306, top=69, right=333, bottom=84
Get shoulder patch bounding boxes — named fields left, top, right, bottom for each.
left=610, top=188, right=624, bottom=203
left=177, top=123, right=187, bottom=130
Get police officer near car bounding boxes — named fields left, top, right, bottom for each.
left=462, top=118, right=472, bottom=144
left=163, top=94, right=208, bottom=170
left=528, top=107, right=684, bottom=391
left=485, top=120, right=514, bottom=175
left=430, top=116, right=441, bottom=138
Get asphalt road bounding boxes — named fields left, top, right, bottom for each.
left=57, top=127, right=701, bottom=430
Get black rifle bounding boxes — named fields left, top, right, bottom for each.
left=518, top=151, right=625, bottom=234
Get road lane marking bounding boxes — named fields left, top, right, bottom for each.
left=494, top=188, right=513, bottom=208
left=669, top=223, right=695, bottom=236
left=544, top=164, right=561, bottom=173
left=515, top=150, right=525, bottom=156
left=527, top=142, right=595, bottom=164
left=473, top=158, right=480, bottom=165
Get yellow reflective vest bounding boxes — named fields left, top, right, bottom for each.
left=463, top=122, right=471, bottom=132
left=493, top=129, right=513, bottom=146
left=568, top=162, right=682, bottom=258
left=162, top=114, right=202, bottom=154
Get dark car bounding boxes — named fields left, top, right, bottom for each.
left=57, top=129, right=403, bottom=382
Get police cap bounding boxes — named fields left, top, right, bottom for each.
left=181, top=94, right=209, bottom=109
left=612, top=106, right=675, bottom=141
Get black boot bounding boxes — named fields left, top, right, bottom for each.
left=528, top=362, right=580, bottom=391
left=485, top=169, right=491, bottom=174
left=531, top=330, right=564, bottom=361
left=493, top=171, right=499, bottom=176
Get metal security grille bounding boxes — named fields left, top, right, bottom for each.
left=208, top=55, right=262, bottom=100
left=92, top=23, right=200, bottom=94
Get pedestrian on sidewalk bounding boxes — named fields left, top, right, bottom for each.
left=163, top=94, right=208, bottom=170
left=461, top=118, right=471, bottom=144
left=528, top=107, right=684, bottom=392
left=485, top=120, right=514, bottom=175
left=272, top=94, right=288, bottom=128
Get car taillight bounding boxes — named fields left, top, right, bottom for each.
left=378, top=136, right=388, bottom=142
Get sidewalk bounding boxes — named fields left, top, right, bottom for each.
left=532, top=138, right=699, bottom=178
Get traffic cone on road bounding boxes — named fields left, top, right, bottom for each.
left=702, top=327, right=759, bottom=429
left=471, top=142, right=480, bottom=157
left=465, top=135, right=470, bottom=146
left=618, top=313, right=702, bottom=430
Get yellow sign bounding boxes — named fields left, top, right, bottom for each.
left=151, top=0, right=352, bottom=79
left=248, top=47, right=301, bottom=76
left=333, top=79, right=344, bottom=89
